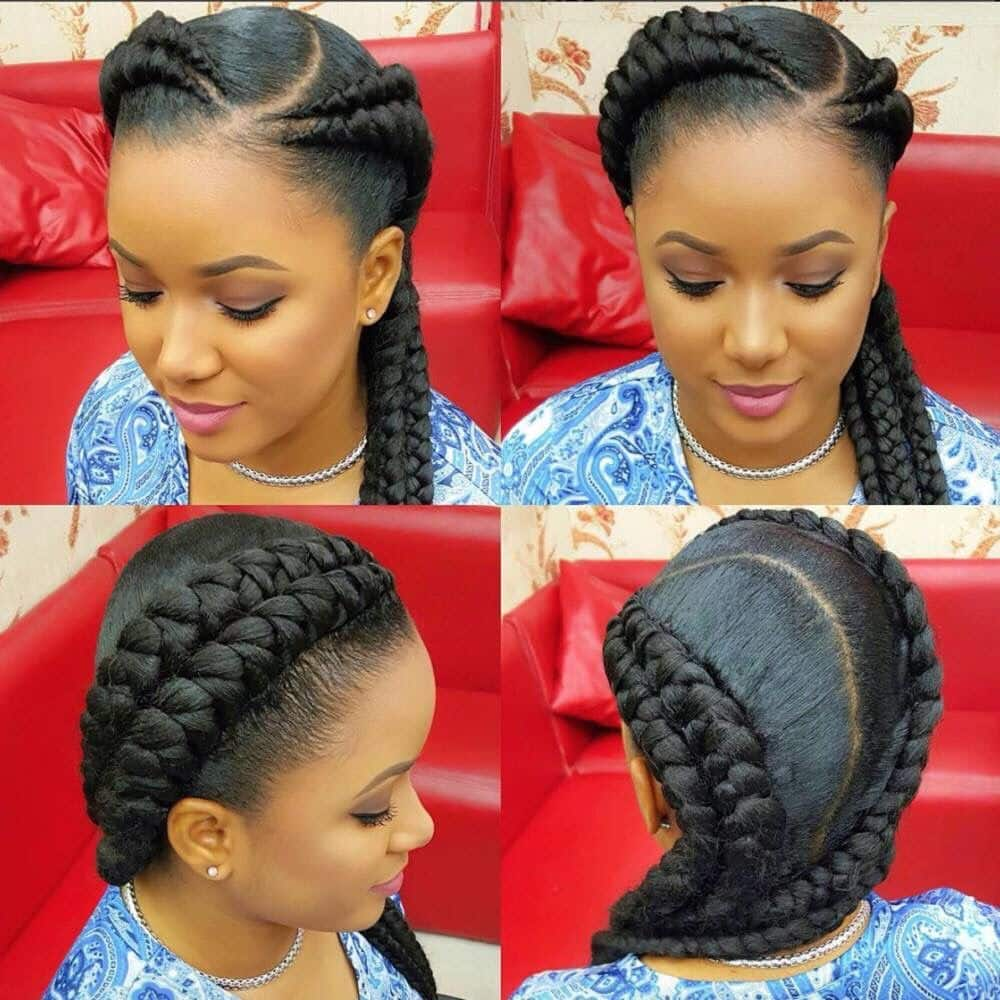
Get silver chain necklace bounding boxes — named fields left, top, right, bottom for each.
left=672, top=381, right=845, bottom=480
left=230, top=433, right=367, bottom=488
left=717, top=899, right=871, bottom=969
left=123, top=880, right=304, bottom=991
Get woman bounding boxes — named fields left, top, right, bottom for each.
left=66, top=7, right=499, bottom=506
left=45, top=513, right=439, bottom=998
left=502, top=5, right=1000, bottom=506
left=511, top=508, right=999, bottom=997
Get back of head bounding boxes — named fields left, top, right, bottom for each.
left=100, top=8, right=435, bottom=503
left=595, top=508, right=942, bottom=962
left=598, top=5, right=947, bottom=504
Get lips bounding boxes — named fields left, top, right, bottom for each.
left=718, top=381, right=798, bottom=419
left=371, top=868, right=406, bottom=897
left=168, top=397, right=245, bottom=435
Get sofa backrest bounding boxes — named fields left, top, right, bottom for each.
left=0, top=29, right=500, bottom=221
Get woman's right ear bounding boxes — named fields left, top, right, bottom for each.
left=624, top=205, right=636, bottom=232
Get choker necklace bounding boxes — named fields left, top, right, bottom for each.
left=230, top=433, right=366, bottom=488
left=671, top=381, right=844, bottom=480
left=717, top=899, right=871, bottom=969
left=123, top=880, right=304, bottom=991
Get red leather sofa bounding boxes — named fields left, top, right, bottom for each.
left=0, top=21, right=502, bottom=502
left=500, top=114, right=1000, bottom=435
left=501, top=557, right=1000, bottom=995
left=0, top=505, right=499, bottom=998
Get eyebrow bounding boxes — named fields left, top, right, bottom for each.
left=108, top=239, right=289, bottom=277
left=653, top=228, right=855, bottom=257
left=353, top=760, right=416, bottom=799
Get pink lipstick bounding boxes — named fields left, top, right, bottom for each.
left=371, top=870, right=405, bottom=897
left=169, top=398, right=245, bottom=435
left=718, top=382, right=798, bottom=419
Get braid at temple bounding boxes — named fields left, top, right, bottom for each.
left=593, top=507, right=942, bottom=963
left=597, top=5, right=948, bottom=504
left=99, top=8, right=434, bottom=503
left=82, top=514, right=436, bottom=998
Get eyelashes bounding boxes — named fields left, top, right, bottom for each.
left=665, top=270, right=846, bottom=302
left=353, top=805, right=398, bottom=829
left=118, top=285, right=283, bottom=326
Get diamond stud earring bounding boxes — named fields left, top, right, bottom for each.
left=365, top=307, right=377, bottom=321
left=207, top=865, right=220, bottom=878
left=659, top=819, right=671, bottom=830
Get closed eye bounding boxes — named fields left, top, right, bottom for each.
left=218, top=297, right=284, bottom=326
left=119, top=284, right=161, bottom=307
left=665, top=270, right=846, bottom=301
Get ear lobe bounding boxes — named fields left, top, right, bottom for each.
left=628, top=753, right=663, bottom=837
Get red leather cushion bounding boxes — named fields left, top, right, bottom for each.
left=552, top=561, right=629, bottom=728
left=0, top=94, right=111, bottom=267
left=503, top=113, right=654, bottom=348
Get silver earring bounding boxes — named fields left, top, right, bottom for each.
left=207, top=865, right=220, bottom=878
left=659, top=819, right=671, bottom=830
left=365, top=307, right=377, bottom=322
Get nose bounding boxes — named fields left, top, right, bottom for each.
left=721, top=285, right=788, bottom=371
left=155, top=301, right=222, bottom=385
left=389, top=785, right=435, bottom=854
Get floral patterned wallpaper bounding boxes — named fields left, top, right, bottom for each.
left=0, top=506, right=143, bottom=631
left=501, top=1, right=1000, bottom=139
left=0, top=1, right=488, bottom=64
left=501, top=505, right=1000, bottom=612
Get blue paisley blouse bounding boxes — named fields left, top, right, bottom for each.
left=510, top=889, right=1000, bottom=1000
left=44, top=885, right=421, bottom=999
left=67, top=353, right=501, bottom=505
left=501, top=355, right=1000, bottom=505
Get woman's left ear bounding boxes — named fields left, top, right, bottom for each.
left=359, top=225, right=405, bottom=327
left=872, top=200, right=897, bottom=299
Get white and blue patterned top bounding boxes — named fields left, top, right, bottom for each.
left=44, top=885, right=421, bottom=999
left=67, top=353, right=501, bottom=505
left=502, top=355, right=1000, bottom=505
left=510, top=889, right=1000, bottom=999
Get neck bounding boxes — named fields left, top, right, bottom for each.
left=675, top=380, right=843, bottom=471
left=235, top=363, right=367, bottom=478
left=640, top=898, right=870, bottom=983
left=130, top=862, right=299, bottom=982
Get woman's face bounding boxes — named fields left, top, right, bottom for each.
left=627, top=122, right=895, bottom=462
left=105, top=135, right=400, bottom=466
left=227, top=633, right=436, bottom=932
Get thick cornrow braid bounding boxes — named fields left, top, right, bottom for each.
left=597, top=5, right=949, bottom=504
left=278, top=64, right=435, bottom=504
left=81, top=534, right=393, bottom=884
left=593, top=507, right=942, bottom=964
left=598, top=6, right=799, bottom=208
left=365, top=899, right=438, bottom=999
left=99, top=10, right=223, bottom=132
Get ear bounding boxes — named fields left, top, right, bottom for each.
left=622, top=722, right=681, bottom=848
left=165, top=797, right=241, bottom=881
left=871, top=200, right=897, bottom=299
left=358, top=225, right=405, bottom=327
left=624, top=204, right=636, bottom=235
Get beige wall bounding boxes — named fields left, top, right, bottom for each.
left=0, top=506, right=144, bottom=630
left=501, top=505, right=1000, bottom=612
left=0, top=1, right=487, bottom=64
left=501, top=1, right=1000, bottom=137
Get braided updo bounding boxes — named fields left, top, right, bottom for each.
left=598, top=5, right=948, bottom=504
left=593, top=507, right=942, bottom=963
left=82, top=513, right=436, bottom=998
left=99, top=8, right=434, bottom=503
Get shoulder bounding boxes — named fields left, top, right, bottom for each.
left=43, top=887, right=225, bottom=999
left=874, top=888, right=1000, bottom=996
left=923, top=388, right=1000, bottom=503
left=428, top=390, right=500, bottom=505
left=510, top=955, right=655, bottom=998
left=501, top=354, right=686, bottom=505
left=67, top=353, right=185, bottom=504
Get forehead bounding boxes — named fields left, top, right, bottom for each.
left=106, top=134, right=353, bottom=260
left=633, top=123, right=882, bottom=246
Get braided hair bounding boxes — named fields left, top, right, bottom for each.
left=594, top=507, right=942, bottom=963
left=82, top=513, right=437, bottom=998
left=99, top=8, right=434, bottom=503
left=598, top=5, right=948, bottom=504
